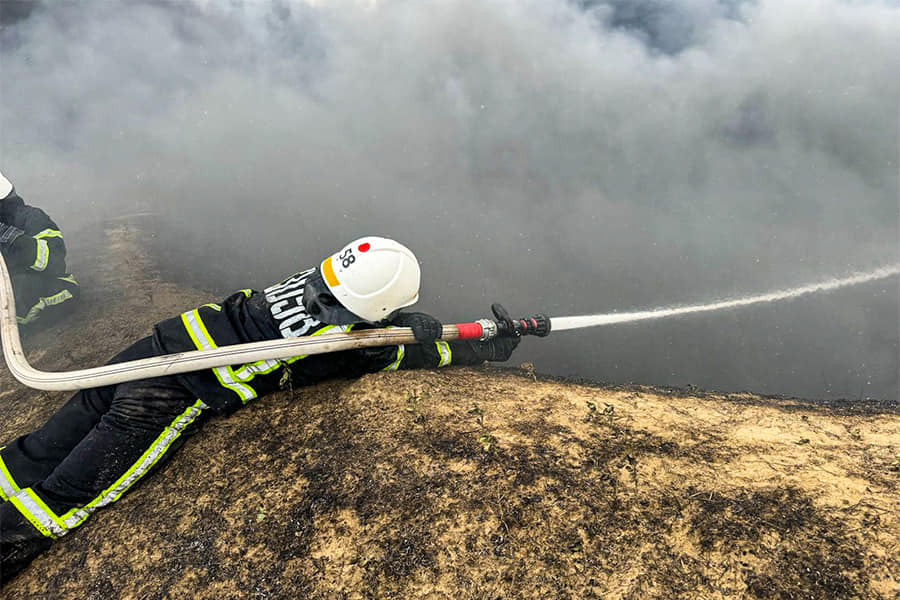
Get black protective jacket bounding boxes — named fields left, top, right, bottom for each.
left=153, top=268, right=486, bottom=414
left=0, top=189, right=79, bottom=324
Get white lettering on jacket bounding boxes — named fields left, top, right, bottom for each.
left=264, top=269, right=321, bottom=338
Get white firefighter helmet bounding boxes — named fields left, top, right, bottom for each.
left=0, top=171, right=12, bottom=198
left=316, top=236, right=421, bottom=323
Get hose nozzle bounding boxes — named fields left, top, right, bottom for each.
left=491, top=303, right=551, bottom=338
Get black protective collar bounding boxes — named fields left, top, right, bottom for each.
left=0, top=191, right=23, bottom=220
left=302, top=268, right=367, bottom=325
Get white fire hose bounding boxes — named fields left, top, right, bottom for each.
left=0, top=251, right=492, bottom=392
left=6, top=242, right=893, bottom=393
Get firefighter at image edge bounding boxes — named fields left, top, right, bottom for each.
left=0, top=170, right=80, bottom=330
left=0, top=234, right=521, bottom=583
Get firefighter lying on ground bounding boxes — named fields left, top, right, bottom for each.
left=0, top=236, right=520, bottom=583
left=0, top=171, right=80, bottom=331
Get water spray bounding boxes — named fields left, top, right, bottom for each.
left=1, top=249, right=897, bottom=392
left=550, top=264, right=900, bottom=331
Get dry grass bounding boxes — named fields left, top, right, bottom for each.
left=1, top=223, right=897, bottom=599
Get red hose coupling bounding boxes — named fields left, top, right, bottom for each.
left=454, top=322, right=484, bottom=340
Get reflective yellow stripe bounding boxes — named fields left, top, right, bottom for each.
left=201, top=303, right=222, bottom=311
left=435, top=341, right=452, bottom=367
left=238, top=289, right=252, bottom=297
left=190, top=310, right=217, bottom=349
left=30, top=238, right=50, bottom=271
left=295, top=324, right=349, bottom=359
left=9, top=489, right=65, bottom=538
left=382, top=345, right=405, bottom=371
left=181, top=310, right=256, bottom=402
left=34, top=228, right=63, bottom=239
left=0, top=447, right=22, bottom=502
left=233, top=358, right=283, bottom=380
left=58, top=274, right=78, bottom=285
left=212, top=368, right=256, bottom=402
left=180, top=310, right=206, bottom=349
left=232, top=323, right=356, bottom=381
left=19, top=289, right=75, bottom=324
left=60, top=400, right=208, bottom=529
left=7, top=401, right=207, bottom=538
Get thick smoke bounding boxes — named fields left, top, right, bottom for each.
left=1, top=0, right=897, bottom=399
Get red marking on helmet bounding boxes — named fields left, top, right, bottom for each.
left=358, top=242, right=371, bottom=252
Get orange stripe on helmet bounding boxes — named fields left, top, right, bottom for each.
left=321, top=257, right=340, bottom=288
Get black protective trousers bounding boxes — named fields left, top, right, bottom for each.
left=0, top=337, right=209, bottom=584
left=11, top=271, right=81, bottom=330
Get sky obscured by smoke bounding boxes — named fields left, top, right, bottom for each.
left=1, top=0, right=898, bottom=399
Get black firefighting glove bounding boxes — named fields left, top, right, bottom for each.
left=390, top=311, right=443, bottom=343
left=0, top=222, right=25, bottom=246
left=467, top=335, right=521, bottom=362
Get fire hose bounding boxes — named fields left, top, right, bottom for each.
left=7, top=240, right=894, bottom=393
left=0, top=251, right=550, bottom=392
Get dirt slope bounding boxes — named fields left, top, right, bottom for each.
left=1, top=224, right=898, bottom=599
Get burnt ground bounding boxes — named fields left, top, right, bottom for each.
left=1, top=222, right=898, bottom=599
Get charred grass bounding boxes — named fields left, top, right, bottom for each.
left=170, top=375, right=877, bottom=599
left=1, top=224, right=896, bottom=599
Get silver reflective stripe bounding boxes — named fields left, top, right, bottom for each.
left=182, top=310, right=256, bottom=401
left=232, top=323, right=352, bottom=380
left=382, top=345, right=405, bottom=371
left=31, top=239, right=50, bottom=271
left=62, top=400, right=209, bottom=530
left=34, top=228, right=63, bottom=239
left=183, top=310, right=213, bottom=350
left=233, top=359, right=281, bottom=380
left=0, top=475, right=15, bottom=501
left=0, top=450, right=20, bottom=501
left=10, top=490, right=65, bottom=538
left=436, top=341, right=452, bottom=367
left=211, top=367, right=255, bottom=402
left=18, top=289, right=75, bottom=324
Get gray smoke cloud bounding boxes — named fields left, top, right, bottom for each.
left=1, top=0, right=898, bottom=400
